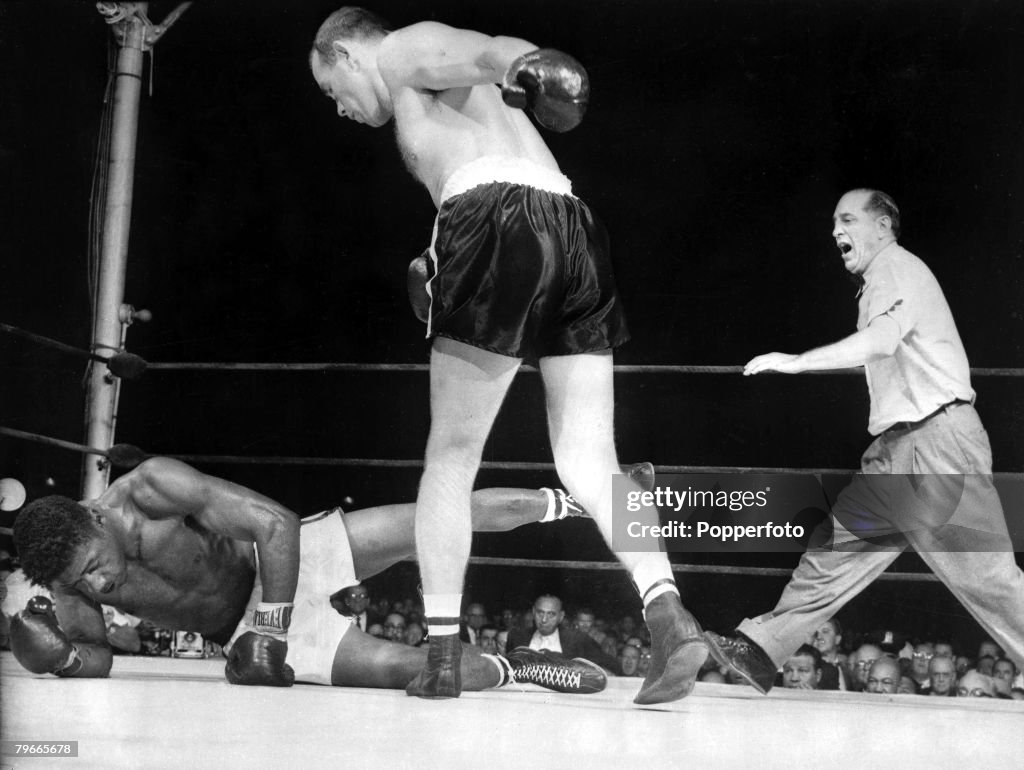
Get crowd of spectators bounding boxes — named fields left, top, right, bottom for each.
left=1, top=549, right=1021, bottom=701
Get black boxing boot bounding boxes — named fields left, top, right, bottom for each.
left=635, top=587, right=708, bottom=705
left=406, top=632, right=462, bottom=699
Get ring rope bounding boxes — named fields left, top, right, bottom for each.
left=0, top=426, right=110, bottom=458
left=462, top=556, right=942, bottom=582
left=0, top=427, right=1005, bottom=581
left=4, top=427, right=1023, bottom=479
left=1, top=323, right=147, bottom=379
left=5, top=323, right=1021, bottom=377
left=1, top=322, right=118, bottom=358
left=0, top=531, right=947, bottom=583
left=142, top=361, right=1024, bottom=377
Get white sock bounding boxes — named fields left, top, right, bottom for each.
left=423, top=593, right=462, bottom=636
left=632, top=557, right=679, bottom=609
left=540, top=488, right=558, bottom=523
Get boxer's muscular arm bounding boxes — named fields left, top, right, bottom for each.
left=52, top=589, right=113, bottom=677
left=379, top=22, right=535, bottom=90
left=124, top=458, right=299, bottom=603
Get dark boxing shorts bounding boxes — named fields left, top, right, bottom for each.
left=425, top=156, right=630, bottom=360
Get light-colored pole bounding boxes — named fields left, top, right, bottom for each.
left=82, top=4, right=148, bottom=500
left=82, top=2, right=190, bottom=499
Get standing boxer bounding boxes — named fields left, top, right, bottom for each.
left=309, top=7, right=707, bottom=703
left=705, top=189, right=1024, bottom=692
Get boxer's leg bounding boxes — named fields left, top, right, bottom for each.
left=344, top=467, right=654, bottom=580
left=408, top=337, right=521, bottom=698
left=344, top=488, right=574, bottom=581
left=539, top=350, right=707, bottom=704
left=330, top=626, right=501, bottom=689
left=330, top=626, right=606, bottom=693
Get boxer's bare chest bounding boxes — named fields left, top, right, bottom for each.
left=107, top=516, right=254, bottom=630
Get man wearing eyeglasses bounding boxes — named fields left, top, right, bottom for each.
left=956, top=669, right=996, bottom=698
left=909, top=642, right=935, bottom=690
left=849, top=642, right=884, bottom=693
left=331, top=584, right=374, bottom=632
left=865, top=656, right=901, bottom=695
left=461, top=602, right=488, bottom=646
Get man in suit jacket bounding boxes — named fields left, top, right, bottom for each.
left=330, top=584, right=378, bottom=632
left=507, top=595, right=621, bottom=675
left=459, top=602, right=488, bottom=646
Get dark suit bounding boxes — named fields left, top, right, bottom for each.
left=506, top=626, right=621, bottom=675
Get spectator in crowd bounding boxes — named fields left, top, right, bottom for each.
left=619, top=644, right=642, bottom=677
left=811, top=618, right=847, bottom=671
left=600, top=633, right=620, bottom=661
left=461, top=602, right=488, bottom=645
left=638, top=646, right=652, bottom=678
left=367, top=622, right=384, bottom=639
left=496, top=629, right=509, bottom=656
left=404, top=621, right=426, bottom=648
left=865, top=656, right=902, bottom=695
left=977, top=639, right=1002, bottom=661
left=921, top=655, right=956, bottom=697
left=957, top=670, right=996, bottom=698
left=506, top=594, right=621, bottom=674
left=850, top=642, right=884, bottom=692
left=573, top=609, right=597, bottom=639
left=977, top=655, right=996, bottom=676
left=781, top=644, right=823, bottom=690
left=330, top=584, right=376, bottom=631
left=806, top=623, right=846, bottom=690
left=383, top=612, right=407, bottom=643
left=933, top=641, right=954, bottom=660
left=992, top=657, right=1018, bottom=691
left=619, top=615, right=638, bottom=638
left=478, top=625, right=499, bottom=655
left=955, top=655, right=973, bottom=677
left=897, top=675, right=919, bottom=695
left=500, top=608, right=518, bottom=631
left=371, top=596, right=390, bottom=621
left=909, top=642, right=935, bottom=689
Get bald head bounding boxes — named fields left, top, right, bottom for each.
left=866, top=656, right=901, bottom=694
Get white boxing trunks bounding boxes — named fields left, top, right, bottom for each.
left=227, top=508, right=359, bottom=685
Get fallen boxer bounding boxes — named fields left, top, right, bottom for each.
left=9, top=457, right=652, bottom=693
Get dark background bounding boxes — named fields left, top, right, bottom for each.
left=2, top=0, right=1022, bottom=651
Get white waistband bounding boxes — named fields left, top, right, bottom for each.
left=439, top=155, right=573, bottom=204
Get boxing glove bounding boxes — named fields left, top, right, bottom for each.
left=407, top=251, right=431, bottom=323
left=9, top=596, right=83, bottom=676
left=225, top=631, right=295, bottom=687
left=502, top=48, right=590, bottom=132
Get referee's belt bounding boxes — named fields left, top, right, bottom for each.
left=886, top=399, right=972, bottom=433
